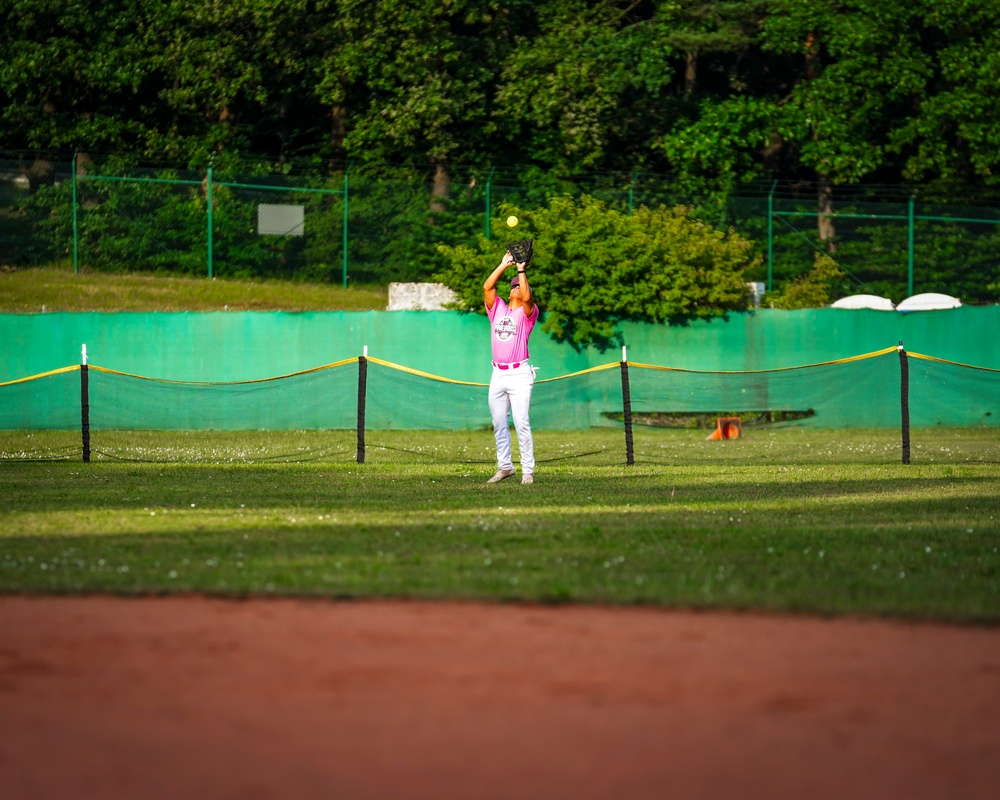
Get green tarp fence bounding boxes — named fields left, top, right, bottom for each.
left=3, top=347, right=998, bottom=433
left=2, top=307, right=998, bottom=431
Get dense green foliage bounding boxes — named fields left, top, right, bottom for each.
left=3, top=0, right=1000, bottom=200
left=1, top=428, right=998, bottom=621
left=2, top=2, right=1000, bottom=305
left=437, top=196, right=758, bottom=346
left=765, top=252, right=844, bottom=309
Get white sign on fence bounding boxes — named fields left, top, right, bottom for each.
left=257, top=204, right=304, bottom=236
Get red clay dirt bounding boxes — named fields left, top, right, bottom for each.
left=1, top=595, right=998, bottom=800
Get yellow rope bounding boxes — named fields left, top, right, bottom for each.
left=87, top=357, right=359, bottom=385
left=6, top=347, right=998, bottom=389
left=366, top=356, right=486, bottom=386
left=368, top=357, right=621, bottom=386
left=908, top=352, right=1000, bottom=372
left=629, top=346, right=898, bottom=375
left=0, top=364, right=80, bottom=387
left=536, top=362, right=620, bottom=383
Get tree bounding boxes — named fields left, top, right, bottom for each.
left=0, top=0, right=323, bottom=163
left=659, top=0, right=771, bottom=98
left=657, top=1, right=991, bottom=243
left=4, top=0, right=1000, bottom=218
left=436, top=194, right=758, bottom=348
left=494, top=0, right=677, bottom=175
left=757, top=0, right=935, bottom=252
left=313, top=0, right=514, bottom=206
left=886, top=0, right=1000, bottom=193
left=149, top=0, right=310, bottom=160
left=0, top=1, right=160, bottom=153
left=652, top=0, right=780, bottom=194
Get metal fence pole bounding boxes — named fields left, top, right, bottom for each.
left=206, top=163, right=214, bottom=280
left=343, top=162, right=352, bottom=288
left=485, top=166, right=496, bottom=240
left=72, top=154, right=79, bottom=274
left=908, top=196, right=915, bottom=296
left=767, top=180, right=776, bottom=292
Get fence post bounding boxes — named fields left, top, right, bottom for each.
left=484, top=166, right=496, bottom=240
left=206, top=162, right=214, bottom=280
left=907, top=195, right=915, bottom=296
left=620, top=346, right=634, bottom=466
left=767, top=180, right=776, bottom=292
left=343, top=162, right=352, bottom=288
left=357, top=345, right=368, bottom=463
left=898, top=341, right=910, bottom=465
left=72, top=153, right=79, bottom=275
left=80, top=344, right=90, bottom=463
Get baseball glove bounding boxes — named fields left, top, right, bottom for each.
left=506, top=238, right=533, bottom=265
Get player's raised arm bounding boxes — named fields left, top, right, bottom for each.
left=484, top=251, right=514, bottom=311
left=515, top=261, right=534, bottom=316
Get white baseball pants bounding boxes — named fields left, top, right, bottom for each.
left=488, top=364, right=535, bottom=475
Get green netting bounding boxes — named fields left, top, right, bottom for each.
left=88, top=362, right=359, bottom=430
left=3, top=350, right=998, bottom=467
left=364, top=360, right=485, bottom=430
left=909, top=355, right=1000, bottom=427
left=533, top=365, right=624, bottom=429
left=363, top=361, right=625, bottom=430
left=627, top=349, right=900, bottom=429
left=0, top=367, right=80, bottom=429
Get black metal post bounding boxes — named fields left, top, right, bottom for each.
left=357, top=354, right=367, bottom=463
left=620, top=359, right=634, bottom=466
left=80, top=363, right=90, bottom=463
left=898, top=341, right=910, bottom=465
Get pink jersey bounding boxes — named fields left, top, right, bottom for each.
left=487, top=296, right=538, bottom=363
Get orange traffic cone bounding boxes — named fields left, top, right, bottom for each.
left=707, top=417, right=742, bottom=440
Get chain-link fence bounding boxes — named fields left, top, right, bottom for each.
left=726, top=189, right=1000, bottom=303
left=2, top=153, right=999, bottom=303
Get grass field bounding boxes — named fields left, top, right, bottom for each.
left=2, top=427, right=998, bottom=622
left=2, top=271, right=998, bottom=622
left=0, top=266, right=387, bottom=312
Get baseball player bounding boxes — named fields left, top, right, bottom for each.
left=483, top=249, right=539, bottom=484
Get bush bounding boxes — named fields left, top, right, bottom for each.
left=436, top=195, right=758, bottom=348
left=765, top=253, right=845, bottom=309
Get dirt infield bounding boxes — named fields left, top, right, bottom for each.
left=1, top=596, right=998, bottom=800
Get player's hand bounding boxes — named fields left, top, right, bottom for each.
left=500, top=251, right=515, bottom=267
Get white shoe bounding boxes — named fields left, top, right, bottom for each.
left=521, top=474, right=533, bottom=484
left=487, top=468, right=515, bottom=484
